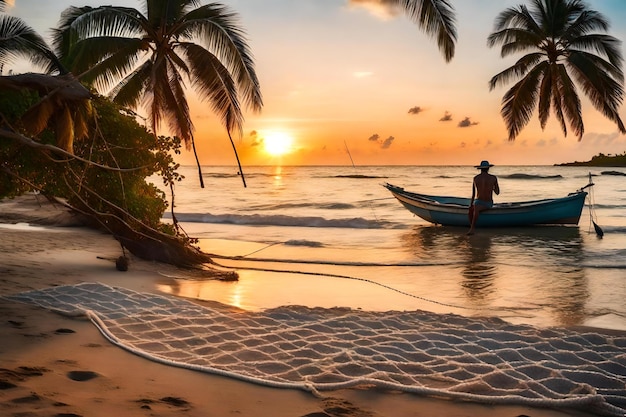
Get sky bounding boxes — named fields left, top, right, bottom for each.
left=5, top=0, right=626, bottom=166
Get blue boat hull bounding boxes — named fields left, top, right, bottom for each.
left=384, top=183, right=587, bottom=227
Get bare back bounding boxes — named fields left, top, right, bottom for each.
left=473, top=171, right=500, bottom=202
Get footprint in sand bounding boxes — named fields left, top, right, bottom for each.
left=10, top=393, right=41, bottom=403
left=0, top=380, right=17, bottom=390
left=66, top=371, right=98, bottom=382
left=135, top=396, right=191, bottom=411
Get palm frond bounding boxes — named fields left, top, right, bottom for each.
left=182, top=42, right=243, bottom=136
left=145, top=53, right=169, bottom=136
left=392, top=0, right=457, bottom=62
left=568, top=34, right=623, bottom=74
left=568, top=51, right=626, bottom=133
left=177, top=3, right=262, bottom=112
left=562, top=10, right=609, bottom=39
left=163, top=60, right=193, bottom=143
left=72, top=100, right=93, bottom=141
left=491, top=5, right=542, bottom=37
left=109, top=61, right=152, bottom=109
left=52, top=6, right=96, bottom=63
left=145, top=0, right=198, bottom=28
left=55, top=105, right=75, bottom=153
left=501, top=64, right=544, bottom=140
left=550, top=79, right=568, bottom=137
left=489, top=53, right=544, bottom=90
left=554, top=63, right=584, bottom=139
left=71, top=6, right=145, bottom=40
left=498, top=32, right=544, bottom=57
left=165, top=47, right=190, bottom=75
left=537, top=64, right=553, bottom=129
left=0, top=15, right=64, bottom=74
left=68, top=37, right=144, bottom=90
left=21, top=97, right=56, bottom=137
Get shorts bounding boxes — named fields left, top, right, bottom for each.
left=474, top=199, right=493, bottom=208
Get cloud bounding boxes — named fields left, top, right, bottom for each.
left=367, top=133, right=395, bottom=149
left=408, top=106, right=424, bottom=115
left=381, top=136, right=395, bottom=149
left=458, top=117, right=479, bottom=128
left=249, top=130, right=262, bottom=147
left=347, top=0, right=399, bottom=20
left=439, top=111, right=452, bottom=122
left=583, top=131, right=621, bottom=146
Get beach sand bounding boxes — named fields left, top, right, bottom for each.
left=0, top=195, right=609, bottom=417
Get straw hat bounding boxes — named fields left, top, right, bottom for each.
left=475, top=160, right=494, bottom=169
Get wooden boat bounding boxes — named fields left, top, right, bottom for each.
left=384, top=183, right=589, bottom=227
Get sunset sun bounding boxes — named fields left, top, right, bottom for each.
left=262, top=131, right=293, bottom=156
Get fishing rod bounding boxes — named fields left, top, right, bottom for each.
left=343, top=140, right=380, bottom=222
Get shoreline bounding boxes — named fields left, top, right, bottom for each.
left=0, top=195, right=622, bottom=417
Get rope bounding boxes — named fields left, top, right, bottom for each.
left=211, top=259, right=472, bottom=310
left=204, top=252, right=521, bottom=313
left=209, top=251, right=462, bottom=268
left=585, top=173, right=604, bottom=237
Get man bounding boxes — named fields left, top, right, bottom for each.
left=468, top=160, right=500, bottom=235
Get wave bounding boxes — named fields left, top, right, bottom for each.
left=284, top=239, right=324, bottom=247
left=164, top=212, right=400, bottom=229
left=601, top=171, right=626, bottom=176
left=502, top=173, right=563, bottom=180
left=328, top=174, right=388, bottom=179
left=200, top=172, right=239, bottom=179
left=589, top=204, right=626, bottom=210
left=201, top=171, right=290, bottom=179
left=433, top=175, right=462, bottom=179
left=583, top=263, right=626, bottom=269
left=246, top=202, right=357, bottom=211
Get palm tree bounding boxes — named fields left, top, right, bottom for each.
left=54, top=1, right=457, bottom=187
left=53, top=1, right=263, bottom=188
left=488, top=0, right=625, bottom=141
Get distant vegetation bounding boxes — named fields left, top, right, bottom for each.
left=556, top=152, right=626, bottom=167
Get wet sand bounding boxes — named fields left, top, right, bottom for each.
left=0, top=194, right=611, bottom=417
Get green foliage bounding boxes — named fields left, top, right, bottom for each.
left=0, top=90, right=183, bottom=235
left=558, top=152, right=626, bottom=167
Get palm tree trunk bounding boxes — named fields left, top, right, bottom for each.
left=228, top=130, right=246, bottom=188
left=190, top=135, right=205, bottom=188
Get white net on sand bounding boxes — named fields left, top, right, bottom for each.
left=6, top=282, right=626, bottom=416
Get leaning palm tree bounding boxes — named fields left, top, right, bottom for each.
left=53, top=1, right=263, bottom=188
left=488, top=0, right=625, bottom=141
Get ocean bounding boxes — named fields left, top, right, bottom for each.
left=154, top=165, right=626, bottom=331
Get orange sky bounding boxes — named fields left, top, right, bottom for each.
left=184, top=0, right=626, bottom=166
left=7, top=0, right=626, bottom=166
